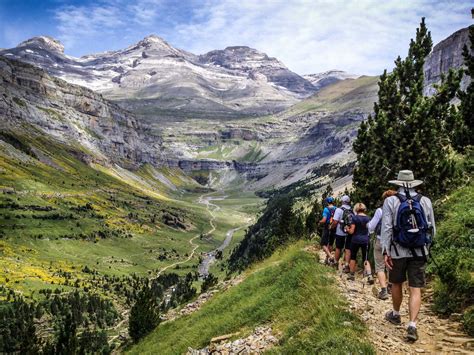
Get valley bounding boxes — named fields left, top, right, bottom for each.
left=0, top=18, right=472, bottom=353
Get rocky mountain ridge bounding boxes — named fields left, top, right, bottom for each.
left=0, top=35, right=318, bottom=118
left=0, top=27, right=470, bottom=190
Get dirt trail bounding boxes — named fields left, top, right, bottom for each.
left=314, top=247, right=473, bottom=354
left=155, top=191, right=219, bottom=278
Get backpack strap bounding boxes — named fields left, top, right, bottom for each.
left=390, top=240, right=400, bottom=257
left=396, top=193, right=407, bottom=202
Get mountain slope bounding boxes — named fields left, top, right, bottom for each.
left=1, top=36, right=317, bottom=118
left=0, top=56, right=159, bottom=167
left=128, top=243, right=374, bottom=354
left=303, top=70, right=359, bottom=90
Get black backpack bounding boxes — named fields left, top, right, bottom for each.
left=340, top=206, right=354, bottom=231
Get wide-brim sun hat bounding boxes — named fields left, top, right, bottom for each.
left=389, top=170, right=423, bottom=188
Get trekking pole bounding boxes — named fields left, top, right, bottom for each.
left=404, top=182, right=419, bottom=233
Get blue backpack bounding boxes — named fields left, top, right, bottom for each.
left=393, top=193, right=430, bottom=251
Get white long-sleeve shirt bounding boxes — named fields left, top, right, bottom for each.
left=380, top=187, right=436, bottom=259
left=367, top=207, right=382, bottom=240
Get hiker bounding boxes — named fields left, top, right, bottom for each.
left=332, top=195, right=353, bottom=272
left=319, top=196, right=336, bottom=265
left=381, top=170, right=435, bottom=342
left=346, top=202, right=374, bottom=284
left=368, top=189, right=397, bottom=300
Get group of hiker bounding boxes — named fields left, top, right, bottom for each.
left=318, top=170, right=435, bottom=342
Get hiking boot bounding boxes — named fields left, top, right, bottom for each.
left=328, top=257, right=335, bottom=265
left=367, top=275, right=374, bottom=285
left=378, top=288, right=389, bottom=300
left=406, top=326, right=418, bottom=342
left=347, top=273, right=355, bottom=281
left=384, top=310, right=401, bottom=325
left=342, top=265, right=350, bottom=273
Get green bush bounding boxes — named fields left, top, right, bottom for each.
left=430, top=181, right=474, bottom=329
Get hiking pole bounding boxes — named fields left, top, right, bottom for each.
left=404, top=182, right=419, bottom=233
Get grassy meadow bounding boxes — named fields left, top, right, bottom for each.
left=0, top=132, right=261, bottom=300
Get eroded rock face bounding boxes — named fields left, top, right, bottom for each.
left=0, top=57, right=160, bottom=167
left=424, top=27, right=471, bottom=95
left=198, top=46, right=316, bottom=96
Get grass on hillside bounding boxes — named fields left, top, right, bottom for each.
left=430, top=178, right=474, bottom=335
left=286, top=76, right=379, bottom=116
left=0, top=132, right=260, bottom=297
left=128, top=242, right=374, bottom=354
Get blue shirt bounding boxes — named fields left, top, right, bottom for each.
left=322, top=206, right=336, bottom=225
left=351, top=215, right=371, bottom=244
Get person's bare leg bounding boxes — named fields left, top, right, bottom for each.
left=335, top=248, right=341, bottom=263
left=364, top=260, right=372, bottom=275
left=349, top=259, right=356, bottom=273
left=391, top=283, right=403, bottom=312
left=408, top=287, right=422, bottom=322
left=377, top=271, right=387, bottom=288
left=322, top=245, right=331, bottom=259
left=344, top=248, right=351, bottom=266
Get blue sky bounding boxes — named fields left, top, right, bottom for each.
left=0, top=0, right=472, bottom=75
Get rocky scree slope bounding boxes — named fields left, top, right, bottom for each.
left=0, top=56, right=160, bottom=168
left=1, top=35, right=317, bottom=118
left=303, top=70, right=359, bottom=90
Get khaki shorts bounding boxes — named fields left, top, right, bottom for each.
left=389, top=257, right=426, bottom=288
left=374, top=238, right=385, bottom=273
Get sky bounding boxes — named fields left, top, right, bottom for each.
left=0, top=0, right=472, bottom=75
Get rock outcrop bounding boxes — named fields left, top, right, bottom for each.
left=424, top=26, right=472, bottom=94
left=0, top=57, right=160, bottom=167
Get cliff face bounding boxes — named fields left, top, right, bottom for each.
left=423, top=26, right=471, bottom=94
left=0, top=57, right=160, bottom=167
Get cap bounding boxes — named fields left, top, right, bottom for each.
left=341, top=195, right=350, bottom=203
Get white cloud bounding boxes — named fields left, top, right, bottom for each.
left=52, top=0, right=473, bottom=75
left=55, top=3, right=125, bottom=48
left=174, top=0, right=473, bottom=75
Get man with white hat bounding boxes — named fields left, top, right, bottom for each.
left=381, top=170, right=436, bottom=342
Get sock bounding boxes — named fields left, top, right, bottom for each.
left=408, top=321, right=416, bottom=328
left=392, top=310, right=400, bottom=316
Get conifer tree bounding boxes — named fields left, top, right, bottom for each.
left=129, top=283, right=161, bottom=343
left=353, top=18, right=460, bottom=208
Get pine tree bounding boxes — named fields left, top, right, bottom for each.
left=353, top=18, right=460, bottom=208
left=129, top=283, right=161, bottom=343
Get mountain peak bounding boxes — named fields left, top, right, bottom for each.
left=137, top=34, right=171, bottom=48
left=18, top=36, right=64, bottom=53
